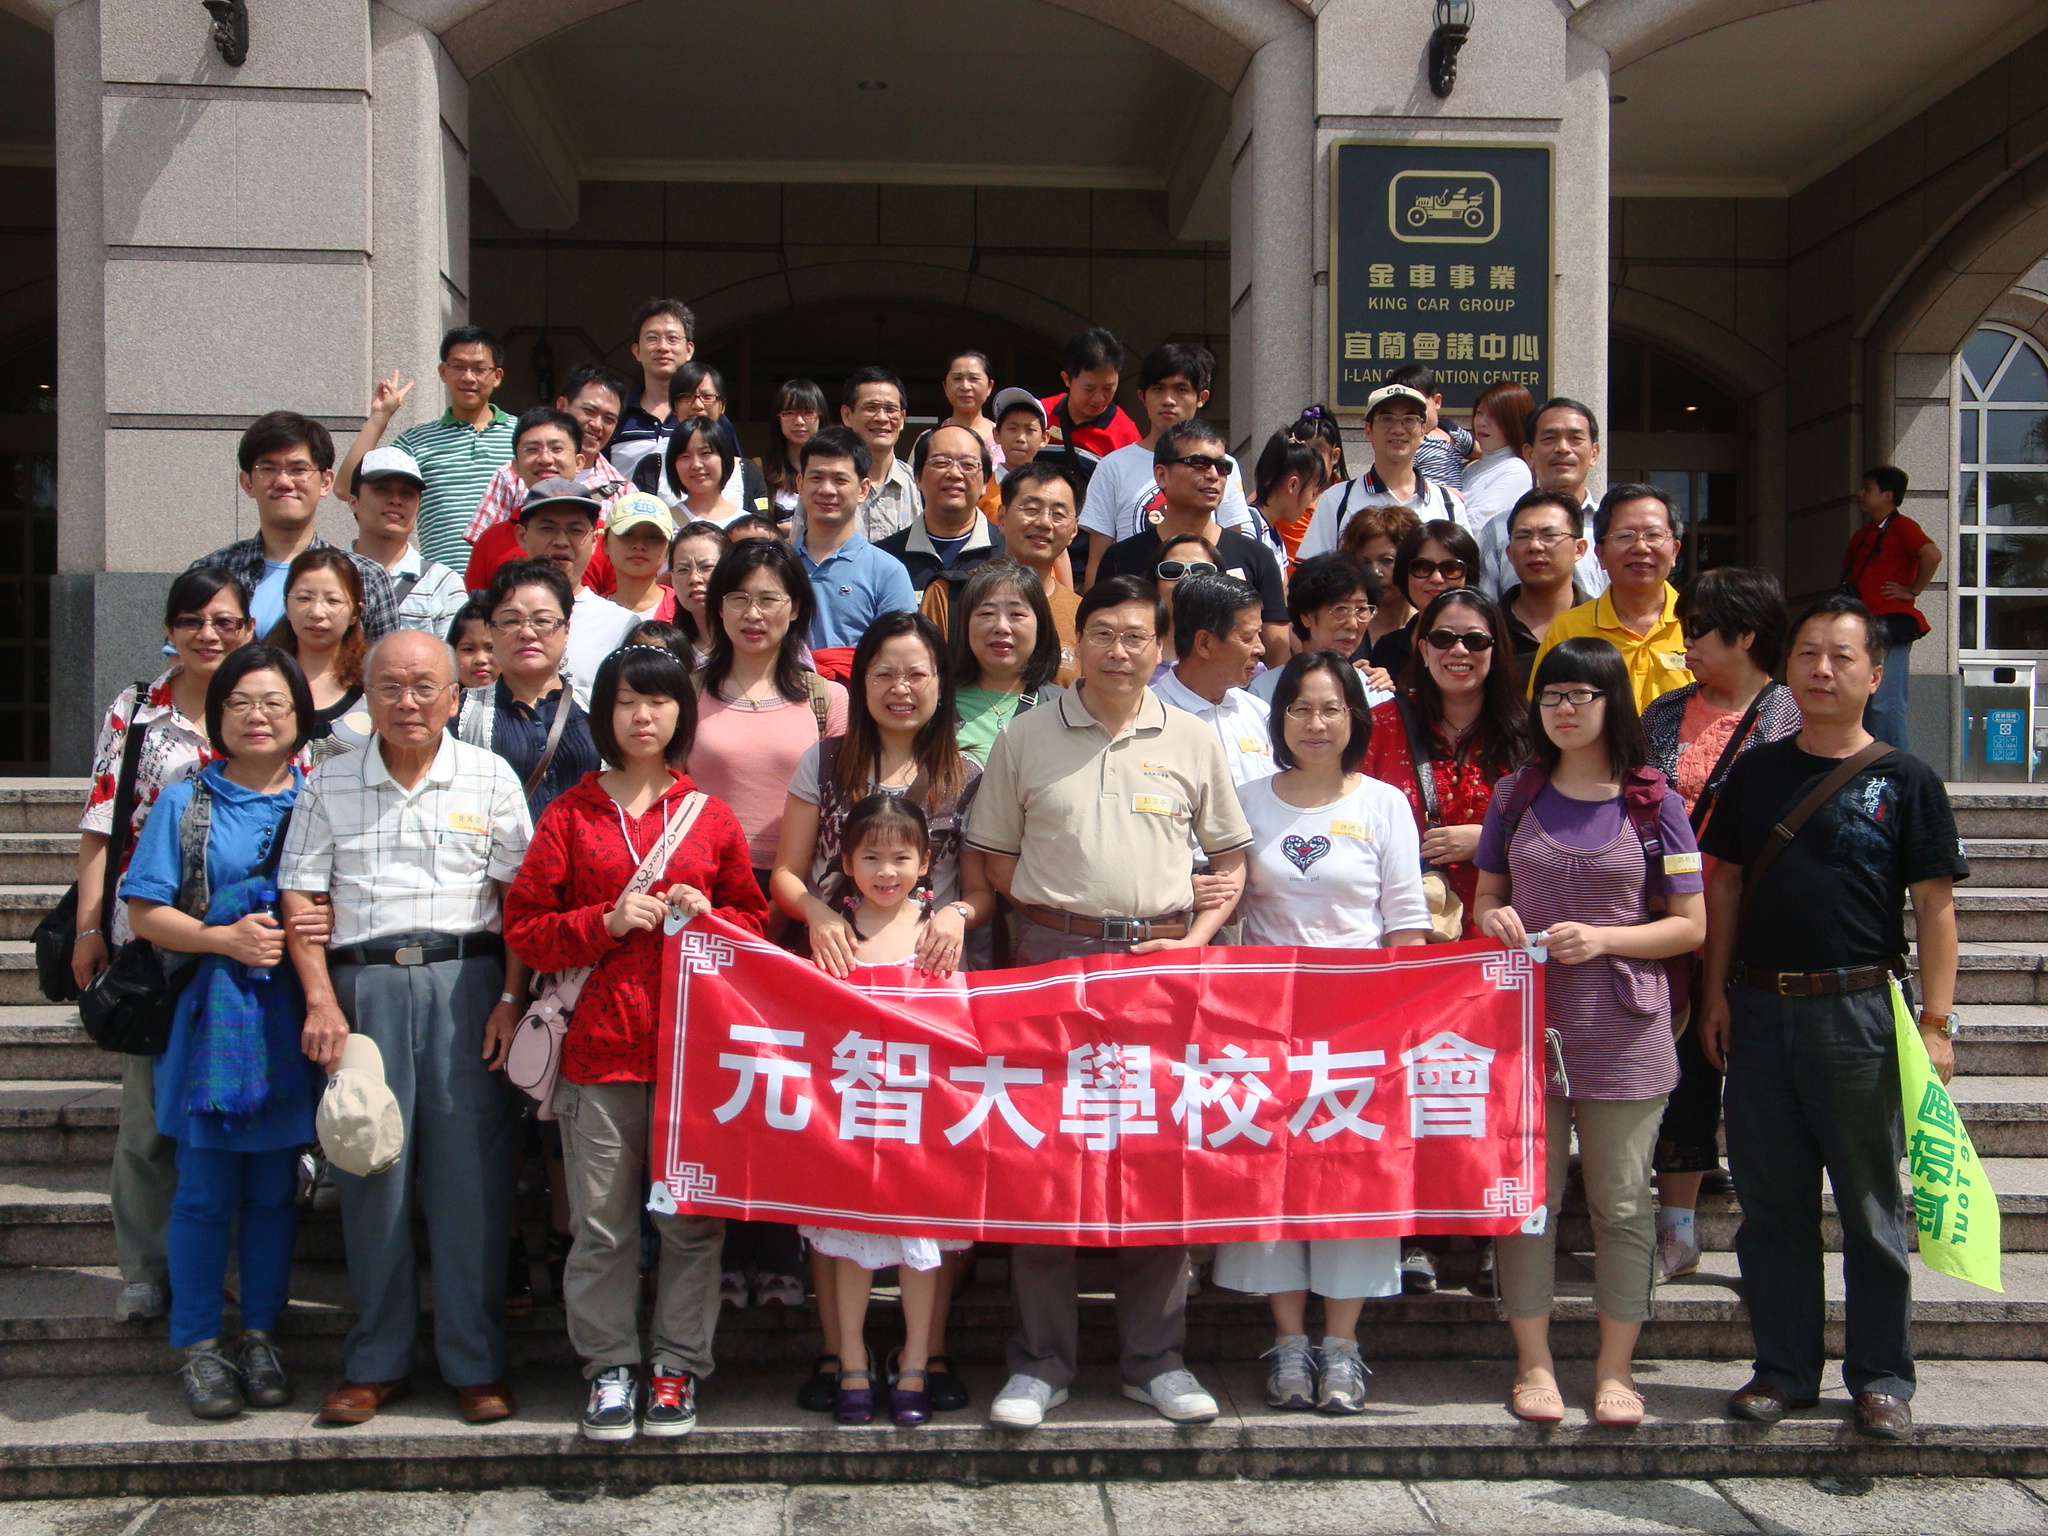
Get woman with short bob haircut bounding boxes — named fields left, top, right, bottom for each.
left=506, top=642, right=769, bottom=1444
left=665, top=416, right=742, bottom=529
left=1471, top=636, right=1707, bottom=1429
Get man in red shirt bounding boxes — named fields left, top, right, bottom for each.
left=1840, top=464, right=1939, bottom=753
left=1039, top=326, right=1140, bottom=477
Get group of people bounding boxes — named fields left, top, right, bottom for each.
left=67, top=302, right=1964, bottom=1451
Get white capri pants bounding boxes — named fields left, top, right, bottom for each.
left=1212, top=1237, right=1401, bottom=1300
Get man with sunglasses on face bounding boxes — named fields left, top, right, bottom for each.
left=1529, top=483, right=1695, bottom=711
left=1295, top=382, right=1467, bottom=565
left=1097, top=420, right=1289, bottom=659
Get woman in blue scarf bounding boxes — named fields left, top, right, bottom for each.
left=120, top=644, right=324, bottom=1420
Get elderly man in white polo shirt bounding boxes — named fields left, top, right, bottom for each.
left=280, top=630, right=531, bottom=1429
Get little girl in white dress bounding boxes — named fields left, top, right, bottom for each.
left=799, top=794, right=968, bottom=1427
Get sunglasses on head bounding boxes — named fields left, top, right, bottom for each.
left=1423, top=628, right=1495, bottom=653
left=1157, top=559, right=1218, bottom=580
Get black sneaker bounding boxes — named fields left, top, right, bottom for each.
left=177, top=1345, right=244, bottom=1420
left=581, top=1365, right=638, bottom=1441
left=643, top=1370, right=698, bottom=1437
left=237, top=1331, right=293, bottom=1408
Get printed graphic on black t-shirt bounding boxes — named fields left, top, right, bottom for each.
left=1700, top=737, right=1968, bottom=973
left=1099, top=527, right=1288, bottom=625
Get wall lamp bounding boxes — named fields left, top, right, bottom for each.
left=1429, top=0, right=1473, bottom=99
left=202, top=0, right=248, bottom=67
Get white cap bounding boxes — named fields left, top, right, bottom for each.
left=354, top=445, right=425, bottom=490
left=316, top=1033, right=404, bottom=1177
left=989, top=387, right=1047, bottom=428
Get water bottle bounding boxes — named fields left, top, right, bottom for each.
left=248, top=884, right=277, bottom=982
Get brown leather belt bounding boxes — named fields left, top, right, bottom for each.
left=1019, top=904, right=1189, bottom=944
left=1740, top=964, right=1890, bottom=998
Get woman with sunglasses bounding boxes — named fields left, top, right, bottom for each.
left=1472, top=636, right=1706, bottom=1428
left=1367, top=519, right=1482, bottom=680
left=1638, top=568, right=1799, bottom=1285
left=74, top=568, right=257, bottom=1327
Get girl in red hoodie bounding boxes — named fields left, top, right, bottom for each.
left=506, top=644, right=768, bottom=1444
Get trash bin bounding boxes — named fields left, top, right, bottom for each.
left=1960, top=660, right=2038, bottom=783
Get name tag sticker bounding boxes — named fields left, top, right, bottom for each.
left=1330, top=820, right=1373, bottom=842
left=448, top=811, right=487, bottom=833
left=1663, top=851, right=1702, bottom=875
left=1133, top=794, right=1179, bottom=816
left=1237, top=736, right=1270, bottom=755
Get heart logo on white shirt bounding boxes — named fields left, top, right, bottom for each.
left=1282, top=834, right=1332, bottom=874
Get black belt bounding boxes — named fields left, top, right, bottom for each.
left=331, top=933, right=504, bottom=969
left=1739, top=963, right=1890, bottom=998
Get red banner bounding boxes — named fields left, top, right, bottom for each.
left=650, top=915, right=1546, bottom=1244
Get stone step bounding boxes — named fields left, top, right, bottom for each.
left=0, top=945, right=49, bottom=1010
left=1946, top=1076, right=2048, bottom=1157
left=1912, top=889, right=2048, bottom=945
left=0, top=1356, right=2042, bottom=1498
left=0, top=780, right=88, bottom=836
left=1955, top=1007, right=2048, bottom=1074
left=0, top=837, right=77, bottom=886
left=0, top=1246, right=2042, bottom=1383
left=0, top=1082, right=118, bottom=1166
left=1948, top=944, right=2048, bottom=1005
left=0, top=1008, right=111, bottom=1082
left=1961, top=839, right=2048, bottom=887
left=0, top=887, right=63, bottom=942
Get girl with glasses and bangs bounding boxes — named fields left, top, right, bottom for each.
left=1470, top=636, right=1707, bottom=1430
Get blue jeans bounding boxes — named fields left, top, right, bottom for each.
left=1864, top=634, right=1912, bottom=753
left=1723, top=983, right=1915, bottom=1400
left=166, top=1142, right=300, bottom=1348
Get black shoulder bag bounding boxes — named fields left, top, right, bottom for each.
left=34, top=683, right=150, bottom=1003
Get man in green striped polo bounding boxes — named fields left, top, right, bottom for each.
left=337, top=326, right=517, bottom=571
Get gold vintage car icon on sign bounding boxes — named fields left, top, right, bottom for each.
left=1389, top=170, right=1500, bottom=244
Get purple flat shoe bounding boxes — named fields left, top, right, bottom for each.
left=891, top=1369, right=931, bottom=1427
left=834, top=1370, right=874, bottom=1425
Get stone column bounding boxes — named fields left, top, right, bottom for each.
left=1228, top=23, right=1316, bottom=460
left=48, top=0, right=463, bottom=772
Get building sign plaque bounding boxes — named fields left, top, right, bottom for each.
left=1330, top=141, right=1554, bottom=412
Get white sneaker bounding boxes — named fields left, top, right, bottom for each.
left=1122, top=1369, right=1218, bottom=1423
left=1655, top=1223, right=1701, bottom=1283
left=988, top=1374, right=1067, bottom=1427
left=113, top=1281, right=166, bottom=1324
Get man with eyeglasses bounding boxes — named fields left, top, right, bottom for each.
left=193, top=412, right=401, bottom=644
left=1476, top=397, right=1608, bottom=601
left=280, top=630, right=532, bottom=1429
left=1529, top=483, right=1695, bottom=711
left=1498, top=490, right=1592, bottom=684
left=337, top=327, right=518, bottom=572
left=882, top=424, right=1006, bottom=634
left=348, top=447, right=469, bottom=637
left=606, top=299, right=696, bottom=471
left=1296, top=383, right=1467, bottom=564
left=513, top=480, right=639, bottom=707
left=792, top=426, right=916, bottom=655
left=1098, top=419, right=1289, bottom=659
left=967, top=574, right=1250, bottom=1431
left=840, top=366, right=922, bottom=540
left=465, top=407, right=622, bottom=599
left=467, top=365, right=632, bottom=553
left=994, top=460, right=1086, bottom=682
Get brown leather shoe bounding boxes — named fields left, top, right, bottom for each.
left=1727, top=1377, right=1819, bottom=1423
left=317, top=1378, right=411, bottom=1425
left=455, top=1380, right=517, bottom=1423
left=1853, top=1392, right=1912, bottom=1440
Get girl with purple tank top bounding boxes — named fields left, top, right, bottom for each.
left=1472, top=637, right=1707, bottom=1431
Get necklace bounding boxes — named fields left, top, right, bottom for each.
left=977, top=685, right=1024, bottom=728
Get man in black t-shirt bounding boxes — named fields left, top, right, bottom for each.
left=1096, top=419, right=1289, bottom=659
left=1699, top=595, right=1966, bottom=1444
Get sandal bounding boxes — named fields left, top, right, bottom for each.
left=1510, top=1381, right=1565, bottom=1423
left=797, top=1354, right=840, bottom=1413
left=924, top=1353, right=969, bottom=1412
left=1594, top=1386, right=1645, bottom=1427
left=834, top=1369, right=874, bottom=1425
left=890, top=1368, right=931, bottom=1427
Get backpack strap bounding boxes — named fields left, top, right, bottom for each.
left=1498, top=764, right=1546, bottom=854
left=175, top=782, right=215, bottom=917
left=1689, top=683, right=1777, bottom=834
left=99, top=681, right=154, bottom=920
left=1393, top=697, right=1441, bottom=829
left=1620, top=765, right=1672, bottom=904
left=804, top=671, right=833, bottom=738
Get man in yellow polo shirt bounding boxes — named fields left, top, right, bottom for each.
left=1528, top=482, right=1694, bottom=711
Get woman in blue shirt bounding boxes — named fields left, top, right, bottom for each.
left=121, top=644, right=323, bottom=1420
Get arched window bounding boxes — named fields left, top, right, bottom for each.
left=1956, top=326, right=2048, bottom=653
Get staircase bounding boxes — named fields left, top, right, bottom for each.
left=0, top=778, right=2043, bottom=1497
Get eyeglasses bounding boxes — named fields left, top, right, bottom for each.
left=1315, top=602, right=1375, bottom=623
left=1372, top=413, right=1427, bottom=429
left=1508, top=528, right=1575, bottom=548
left=1080, top=627, right=1156, bottom=653
left=445, top=363, right=500, bottom=380
left=857, top=401, right=905, bottom=418
left=1603, top=528, right=1674, bottom=548
left=1408, top=558, right=1469, bottom=581
left=288, top=591, right=354, bottom=612
left=677, top=391, right=724, bottom=409
left=866, top=668, right=934, bottom=690
left=1007, top=496, right=1074, bottom=522
left=924, top=454, right=984, bottom=476
left=250, top=463, right=321, bottom=483
left=1168, top=454, right=1231, bottom=476
left=1283, top=703, right=1354, bottom=724
left=1156, top=559, right=1217, bottom=580
left=721, top=590, right=792, bottom=615
left=778, top=410, right=818, bottom=423
left=1535, top=686, right=1604, bottom=709
left=490, top=614, right=566, bottom=635
left=222, top=693, right=294, bottom=718
left=368, top=682, right=455, bottom=705
left=1423, top=628, right=1495, bottom=653
left=170, top=614, right=250, bottom=636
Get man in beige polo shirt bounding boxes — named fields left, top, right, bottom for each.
left=966, top=572, right=1250, bottom=1432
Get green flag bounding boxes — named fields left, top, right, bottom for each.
left=1891, top=981, right=2002, bottom=1293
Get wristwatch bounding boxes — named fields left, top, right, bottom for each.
left=1917, top=1009, right=1960, bottom=1039
left=499, top=991, right=522, bottom=1007
left=948, top=902, right=974, bottom=924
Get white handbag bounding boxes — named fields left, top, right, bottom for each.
left=504, top=792, right=706, bottom=1118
